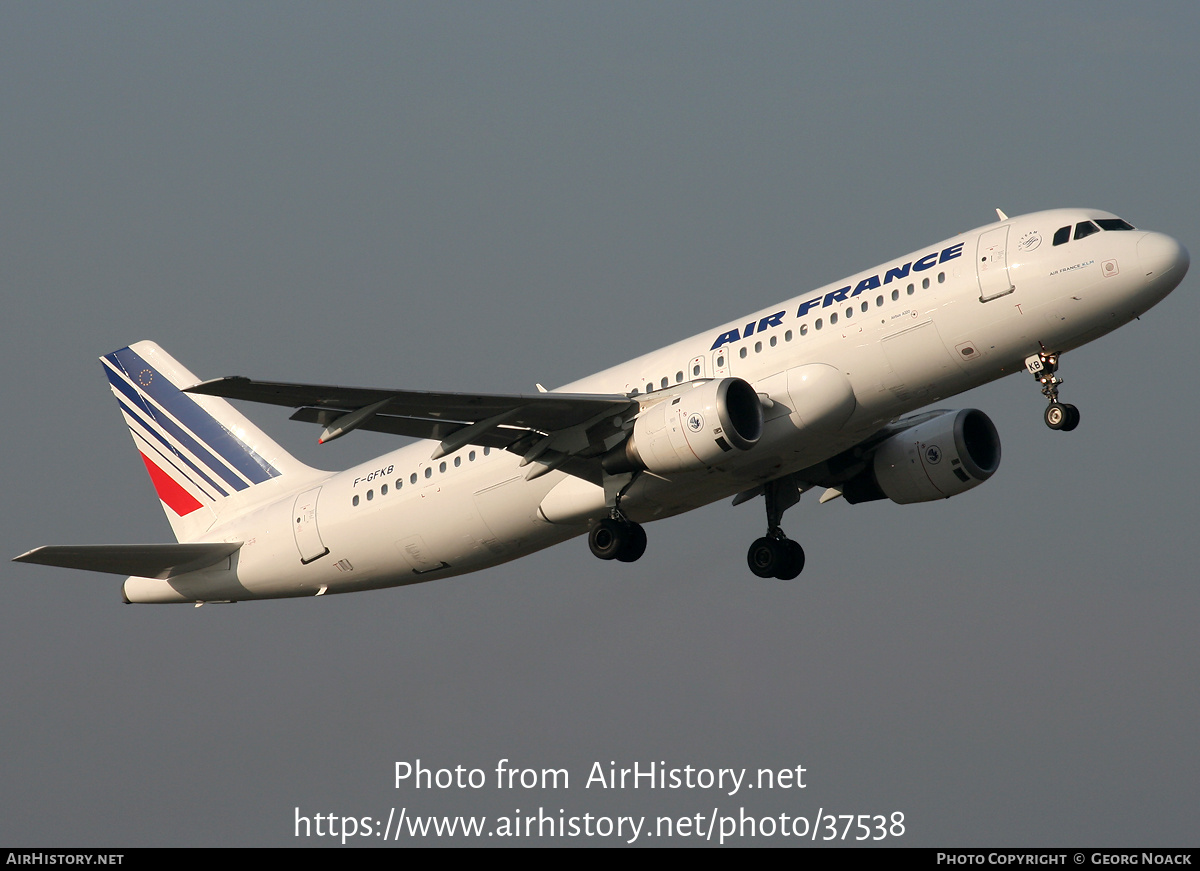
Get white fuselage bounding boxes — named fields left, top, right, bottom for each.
left=123, top=208, right=1188, bottom=603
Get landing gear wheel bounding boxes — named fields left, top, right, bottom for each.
left=615, top=522, right=647, bottom=563
left=747, top=537, right=782, bottom=578
left=589, top=518, right=647, bottom=562
left=1044, top=402, right=1069, bottom=430
left=589, top=518, right=625, bottom=560
left=1061, top=404, right=1080, bottom=432
left=747, top=537, right=805, bottom=579
left=776, top=540, right=806, bottom=580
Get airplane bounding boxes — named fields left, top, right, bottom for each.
left=14, top=208, right=1190, bottom=604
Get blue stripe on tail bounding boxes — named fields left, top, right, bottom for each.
left=102, top=347, right=281, bottom=487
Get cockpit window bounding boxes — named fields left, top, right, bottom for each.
left=1074, top=221, right=1100, bottom=241
left=1096, top=218, right=1135, bottom=231
left=1052, top=226, right=1071, bottom=246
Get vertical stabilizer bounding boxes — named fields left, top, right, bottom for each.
left=100, top=341, right=319, bottom=541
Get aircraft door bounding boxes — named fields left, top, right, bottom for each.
left=712, top=347, right=730, bottom=378
left=291, top=487, right=330, bottom=564
left=977, top=226, right=1014, bottom=301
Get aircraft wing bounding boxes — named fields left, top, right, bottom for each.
left=13, top=542, right=242, bottom=580
left=186, top=376, right=637, bottom=479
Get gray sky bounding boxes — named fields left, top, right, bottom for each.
left=2, top=2, right=1197, bottom=846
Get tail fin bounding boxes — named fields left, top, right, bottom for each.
left=101, top=341, right=318, bottom=541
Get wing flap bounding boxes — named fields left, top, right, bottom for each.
left=13, top=542, right=243, bottom=580
left=288, top=407, right=526, bottom=448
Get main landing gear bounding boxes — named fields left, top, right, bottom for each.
left=588, top=514, right=647, bottom=563
left=588, top=474, right=647, bottom=563
left=746, top=477, right=806, bottom=580
left=747, top=533, right=805, bottom=580
left=1026, top=348, right=1080, bottom=432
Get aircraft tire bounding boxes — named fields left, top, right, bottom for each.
left=1044, top=403, right=1069, bottom=430
left=747, top=537, right=784, bottom=578
left=589, top=518, right=626, bottom=560
left=615, top=522, right=647, bottom=563
left=1061, top=404, right=1080, bottom=431
left=775, top=540, right=805, bottom=580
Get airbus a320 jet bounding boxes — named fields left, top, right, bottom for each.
left=15, top=208, right=1189, bottom=603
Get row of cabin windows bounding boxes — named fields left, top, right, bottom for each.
left=351, top=446, right=492, bottom=506
left=632, top=272, right=945, bottom=387
left=1052, top=218, right=1135, bottom=247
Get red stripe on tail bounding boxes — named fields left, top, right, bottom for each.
left=139, top=453, right=203, bottom=516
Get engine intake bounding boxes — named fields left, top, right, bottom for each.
left=603, top=378, right=764, bottom=475
left=844, top=408, right=1001, bottom=504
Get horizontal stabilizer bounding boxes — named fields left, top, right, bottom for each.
left=13, top=542, right=242, bottom=580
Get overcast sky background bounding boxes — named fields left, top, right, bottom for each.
left=2, top=2, right=1197, bottom=847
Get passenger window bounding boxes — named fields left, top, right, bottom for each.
left=367, top=490, right=374, bottom=501
left=692, top=364, right=700, bottom=376
left=454, top=456, right=461, bottom=467
left=754, top=341, right=762, bottom=353
left=769, top=336, right=777, bottom=347
left=469, top=450, right=476, bottom=461
left=876, top=295, right=883, bottom=307
left=815, top=319, right=823, bottom=330
left=396, top=479, right=402, bottom=490
left=1074, top=221, right=1100, bottom=241
left=353, top=495, right=360, bottom=507
left=830, top=313, right=838, bottom=325
left=381, top=484, right=388, bottom=496
left=424, top=467, right=432, bottom=479
left=676, top=371, right=684, bottom=382
left=799, top=325, right=807, bottom=336
left=920, top=278, right=928, bottom=290
left=785, top=330, right=793, bottom=341
left=891, top=289, right=899, bottom=301
left=661, top=377, right=669, bottom=389
left=410, top=473, right=417, bottom=484
left=1053, top=225, right=1071, bottom=246
left=861, top=301, right=869, bottom=312
left=937, top=272, right=945, bottom=284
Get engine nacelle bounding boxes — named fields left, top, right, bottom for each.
left=845, top=409, right=1001, bottom=505
left=604, top=377, right=764, bottom=475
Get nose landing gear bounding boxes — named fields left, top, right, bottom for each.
left=1027, top=349, right=1080, bottom=432
left=1044, top=401, right=1080, bottom=431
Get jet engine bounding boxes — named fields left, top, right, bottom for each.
left=603, top=377, right=764, bottom=475
left=843, top=409, right=1001, bottom=505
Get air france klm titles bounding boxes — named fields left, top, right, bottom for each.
left=709, top=241, right=966, bottom=350
left=586, top=761, right=807, bottom=796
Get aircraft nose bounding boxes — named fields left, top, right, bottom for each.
left=1138, top=231, right=1190, bottom=283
